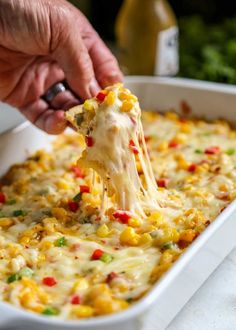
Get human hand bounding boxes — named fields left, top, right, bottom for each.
left=0, top=0, right=123, bottom=133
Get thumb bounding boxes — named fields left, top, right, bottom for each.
left=51, top=10, right=100, bottom=99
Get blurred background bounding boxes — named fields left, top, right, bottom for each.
left=69, top=0, right=236, bottom=84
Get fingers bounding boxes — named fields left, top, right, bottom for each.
left=83, top=29, right=123, bottom=88
left=20, top=98, right=67, bottom=134
left=50, top=89, right=79, bottom=110
left=52, top=24, right=100, bottom=100
left=50, top=5, right=122, bottom=100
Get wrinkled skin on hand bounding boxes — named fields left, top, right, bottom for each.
left=0, top=0, right=123, bottom=133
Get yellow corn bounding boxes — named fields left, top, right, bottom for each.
left=82, top=193, right=100, bottom=207
left=165, top=111, right=179, bottom=121
left=105, top=91, right=116, bottom=106
left=120, top=100, right=134, bottom=112
left=155, top=227, right=180, bottom=246
left=119, top=91, right=137, bottom=102
left=73, top=305, right=94, bottom=318
left=128, top=218, right=141, bottom=228
left=179, top=123, right=192, bottom=133
left=120, top=227, right=140, bottom=246
left=40, top=240, right=53, bottom=251
left=150, top=263, right=171, bottom=282
left=56, top=179, right=70, bottom=190
left=179, top=229, right=196, bottom=243
left=96, top=224, right=110, bottom=238
left=84, top=99, right=95, bottom=112
left=52, top=207, right=67, bottom=221
left=89, top=284, right=111, bottom=300
left=138, top=233, right=153, bottom=246
left=0, top=218, right=14, bottom=228
left=157, top=141, right=169, bottom=152
left=93, top=296, right=129, bottom=315
left=148, top=212, right=166, bottom=227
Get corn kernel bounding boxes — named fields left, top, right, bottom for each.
left=119, top=91, right=137, bottom=102
left=139, top=233, right=153, bottom=246
left=0, top=218, right=14, bottom=228
left=120, top=100, right=134, bottom=112
left=105, top=91, right=116, bottom=106
left=166, top=112, right=179, bottom=121
left=52, top=207, right=67, bottom=221
left=174, top=134, right=187, bottom=144
left=155, top=227, right=180, bottom=246
left=96, top=224, right=110, bottom=238
left=159, top=250, right=178, bottom=265
left=148, top=212, right=165, bottom=227
left=179, top=229, right=196, bottom=243
left=73, top=305, right=94, bottom=318
left=150, top=263, right=171, bottom=282
left=89, top=284, right=111, bottom=299
left=82, top=193, right=100, bottom=207
left=56, top=179, right=70, bottom=190
left=40, top=240, right=53, bottom=251
left=157, top=141, right=169, bottom=152
left=93, top=296, right=128, bottom=315
left=179, top=123, right=191, bottom=133
left=128, top=218, right=141, bottom=228
left=219, top=183, right=228, bottom=192
left=84, top=100, right=95, bottom=112
left=120, top=227, right=140, bottom=246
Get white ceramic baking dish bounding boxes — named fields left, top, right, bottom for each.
left=1, top=77, right=236, bottom=330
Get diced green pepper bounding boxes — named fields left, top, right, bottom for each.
left=73, top=192, right=82, bottom=202
left=162, top=242, right=173, bottom=250
left=6, top=199, right=16, bottom=205
left=100, top=253, right=113, bottom=264
left=195, top=149, right=203, bottom=154
left=225, top=148, right=235, bottom=155
left=55, top=237, right=67, bottom=247
left=7, top=273, right=21, bottom=283
left=42, top=307, right=59, bottom=316
left=12, top=210, right=27, bottom=217
left=75, top=113, right=84, bottom=126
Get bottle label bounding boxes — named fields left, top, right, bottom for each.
left=154, top=26, right=179, bottom=76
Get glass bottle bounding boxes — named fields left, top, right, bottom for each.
left=116, top=0, right=179, bottom=76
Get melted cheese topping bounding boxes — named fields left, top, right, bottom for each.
left=66, top=84, right=159, bottom=218
left=0, top=109, right=236, bottom=319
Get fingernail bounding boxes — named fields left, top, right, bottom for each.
left=102, top=72, right=123, bottom=87
left=89, top=78, right=101, bottom=96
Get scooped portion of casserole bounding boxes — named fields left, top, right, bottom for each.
left=0, top=103, right=235, bottom=319
left=66, top=83, right=160, bottom=218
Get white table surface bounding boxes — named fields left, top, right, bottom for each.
left=167, top=247, right=236, bottom=330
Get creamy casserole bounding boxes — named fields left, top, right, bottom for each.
left=0, top=88, right=235, bottom=319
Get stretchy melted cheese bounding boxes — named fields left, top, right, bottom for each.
left=66, top=84, right=159, bottom=218
left=0, top=105, right=236, bottom=319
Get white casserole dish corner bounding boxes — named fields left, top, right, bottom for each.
left=1, top=77, right=236, bottom=330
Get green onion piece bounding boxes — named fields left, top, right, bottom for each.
left=6, top=199, right=16, bottom=205
left=18, top=267, right=34, bottom=278
left=80, top=216, right=91, bottom=224
left=75, top=113, right=84, bottom=126
left=7, top=273, right=21, bottom=283
left=162, top=242, right=173, bottom=250
left=0, top=212, right=5, bottom=218
left=100, top=253, right=113, bottom=264
left=73, top=192, right=82, bottom=202
left=12, top=210, right=27, bottom=217
left=225, top=148, right=235, bottom=155
left=42, top=307, right=59, bottom=316
left=55, top=237, right=67, bottom=247
left=195, top=149, right=203, bottom=154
